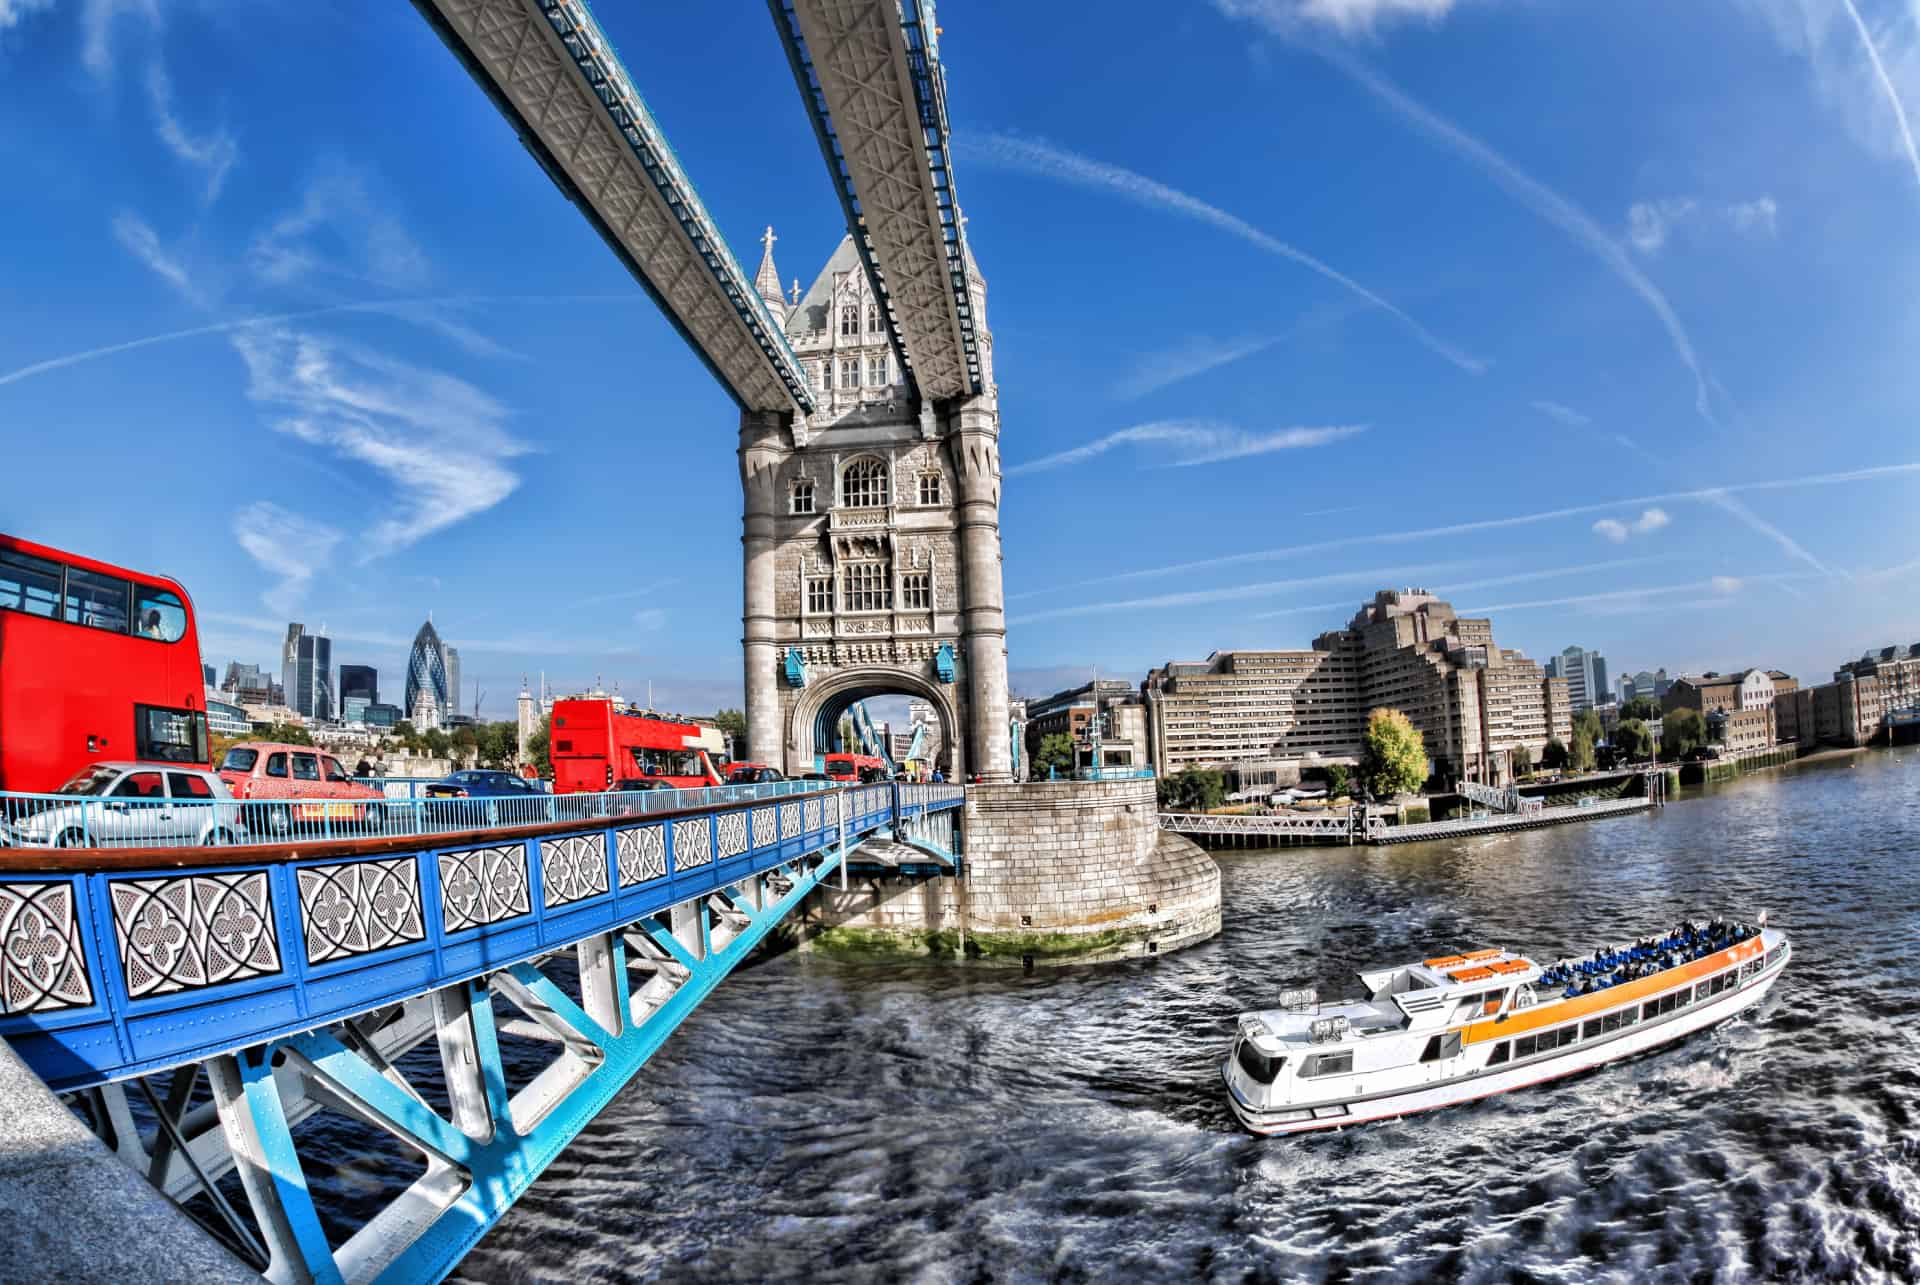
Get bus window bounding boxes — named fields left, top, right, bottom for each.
left=134, top=705, right=207, bottom=764
left=291, top=754, right=321, bottom=782
left=0, top=548, right=61, bottom=617
left=65, top=567, right=130, bottom=633
left=133, top=586, right=188, bottom=642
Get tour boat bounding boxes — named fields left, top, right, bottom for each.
left=1223, top=915, right=1789, bottom=1136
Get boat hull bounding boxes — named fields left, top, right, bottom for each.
left=1226, top=940, right=1789, bottom=1136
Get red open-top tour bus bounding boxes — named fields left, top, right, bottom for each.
left=548, top=697, right=726, bottom=792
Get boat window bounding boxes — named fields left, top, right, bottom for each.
left=1300, top=1052, right=1353, bottom=1078
left=1674, top=987, right=1692, bottom=1008
left=1487, top=1041, right=1510, bottom=1066
left=1235, top=1041, right=1285, bottom=1085
left=1551, top=1026, right=1577, bottom=1049
left=1584, top=1018, right=1604, bottom=1040
left=1515, top=1034, right=1537, bottom=1058
left=1620, top=1007, right=1638, bottom=1027
left=1419, top=1032, right=1463, bottom=1063
left=1603, top=1011, right=1624, bottom=1033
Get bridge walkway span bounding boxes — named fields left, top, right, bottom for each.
left=0, top=782, right=964, bottom=1283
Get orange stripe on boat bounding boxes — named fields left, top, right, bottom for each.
left=1463, top=938, right=1765, bottom=1045
left=1425, top=954, right=1467, bottom=969
left=1450, top=965, right=1496, bottom=983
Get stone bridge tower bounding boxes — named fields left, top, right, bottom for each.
left=739, top=227, right=1010, bottom=779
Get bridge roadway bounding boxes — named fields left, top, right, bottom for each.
left=0, top=781, right=964, bottom=1282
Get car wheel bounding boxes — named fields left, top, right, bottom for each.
left=55, top=829, right=93, bottom=849
left=203, top=828, right=237, bottom=847
left=267, top=806, right=293, bottom=835
left=363, top=805, right=386, bottom=834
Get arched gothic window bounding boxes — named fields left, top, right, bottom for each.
left=866, top=304, right=881, bottom=333
left=790, top=479, right=815, bottom=515
left=840, top=305, right=858, bottom=337
left=841, top=458, right=889, bottom=508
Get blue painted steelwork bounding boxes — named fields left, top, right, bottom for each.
left=935, top=642, right=956, bottom=683
left=0, top=785, right=963, bottom=1092
left=768, top=0, right=920, bottom=398
left=409, top=0, right=813, bottom=416
left=216, top=842, right=856, bottom=1284
left=784, top=647, right=808, bottom=688
left=850, top=701, right=894, bottom=773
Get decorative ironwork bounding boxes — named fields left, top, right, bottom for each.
left=540, top=834, right=609, bottom=908
left=672, top=818, right=712, bottom=869
left=752, top=806, right=777, bottom=847
left=109, top=872, right=281, bottom=999
left=0, top=881, right=93, bottom=1013
left=615, top=825, right=667, bottom=887
left=438, top=844, right=531, bottom=934
left=804, top=798, right=822, bottom=832
left=780, top=804, right=802, bottom=839
left=714, top=811, right=749, bottom=860
left=295, top=858, right=426, bottom=967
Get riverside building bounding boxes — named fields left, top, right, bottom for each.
left=1144, top=588, right=1572, bottom=788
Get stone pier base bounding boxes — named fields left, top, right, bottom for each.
left=787, top=779, right=1221, bottom=965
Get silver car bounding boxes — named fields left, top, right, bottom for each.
left=6, top=763, right=249, bottom=849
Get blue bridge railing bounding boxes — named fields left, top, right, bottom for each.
left=0, top=782, right=966, bottom=1091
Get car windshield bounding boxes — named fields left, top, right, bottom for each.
left=219, top=748, right=259, bottom=772
left=57, top=766, right=122, bottom=796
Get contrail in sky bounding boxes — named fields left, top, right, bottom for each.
left=1009, top=461, right=1920, bottom=600
left=0, top=294, right=633, bottom=389
left=1837, top=0, right=1920, bottom=192
left=960, top=131, right=1488, bottom=376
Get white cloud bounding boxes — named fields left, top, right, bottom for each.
left=1699, top=489, right=1840, bottom=579
left=145, top=61, right=238, bottom=204
left=1458, top=573, right=1816, bottom=616
left=1116, top=335, right=1285, bottom=400
left=232, top=502, right=342, bottom=614
left=1008, top=562, right=1468, bottom=626
left=632, top=609, right=668, bottom=632
left=1628, top=197, right=1779, bottom=254
left=958, top=131, right=1487, bottom=375
left=1627, top=199, right=1696, bottom=254
left=110, top=211, right=197, bottom=300
left=1738, top=0, right=1920, bottom=190
left=249, top=164, right=429, bottom=290
left=1712, top=575, right=1744, bottom=595
left=1216, top=0, right=1463, bottom=36
left=229, top=327, right=529, bottom=557
left=1007, top=421, right=1365, bottom=476
left=81, top=0, right=156, bottom=76
left=1593, top=518, right=1630, bottom=544
left=1531, top=400, right=1591, bottom=427
left=0, top=0, right=55, bottom=31
left=1728, top=196, right=1780, bottom=239
left=1634, top=507, right=1671, bottom=533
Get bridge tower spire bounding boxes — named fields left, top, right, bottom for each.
left=754, top=225, right=787, bottom=324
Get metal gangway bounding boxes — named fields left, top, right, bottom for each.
left=0, top=781, right=965, bottom=1282
left=1159, top=808, right=1385, bottom=845
left=1456, top=780, right=1537, bottom=815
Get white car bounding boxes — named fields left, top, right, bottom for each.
left=7, top=763, right=249, bottom=849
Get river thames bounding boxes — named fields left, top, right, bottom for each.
left=425, top=751, right=1919, bottom=1281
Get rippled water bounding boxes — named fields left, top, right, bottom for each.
left=443, top=751, right=1919, bottom=1282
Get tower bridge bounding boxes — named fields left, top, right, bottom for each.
left=0, top=3, right=1221, bottom=1279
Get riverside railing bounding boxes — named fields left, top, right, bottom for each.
left=0, top=779, right=834, bottom=851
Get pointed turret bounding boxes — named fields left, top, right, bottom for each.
left=754, top=225, right=787, bottom=323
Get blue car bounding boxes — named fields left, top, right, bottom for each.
left=424, top=770, right=544, bottom=800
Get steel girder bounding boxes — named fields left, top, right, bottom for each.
left=70, top=847, right=852, bottom=1285
left=773, top=0, right=985, bottom=404
left=414, top=0, right=814, bottom=417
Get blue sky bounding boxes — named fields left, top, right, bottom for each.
left=3, top=0, right=1918, bottom=718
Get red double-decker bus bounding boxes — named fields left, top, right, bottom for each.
left=823, top=752, right=886, bottom=783
left=0, top=533, right=209, bottom=794
left=549, top=697, right=726, bottom=793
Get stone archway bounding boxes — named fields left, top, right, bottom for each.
left=783, top=666, right=962, bottom=778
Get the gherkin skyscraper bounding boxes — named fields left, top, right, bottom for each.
left=404, top=619, right=452, bottom=721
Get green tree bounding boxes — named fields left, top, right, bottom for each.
left=1571, top=726, right=1596, bottom=772
left=451, top=724, right=480, bottom=766
left=1323, top=763, right=1351, bottom=799
left=1510, top=742, right=1534, bottom=779
left=526, top=713, right=553, bottom=780
left=1360, top=708, right=1427, bottom=799
left=423, top=728, right=452, bottom=759
left=260, top=721, right=314, bottom=746
left=1615, top=717, right=1655, bottom=761
left=1541, top=737, right=1569, bottom=771
left=1158, top=768, right=1226, bottom=811
left=1620, top=696, right=1661, bottom=721
left=709, top=708, right=748, bottom=756
left=1033, top=732, right=1076, bottom=777
left=1662, top=707, right=1708, bottom=759
left=1574, top=708, right=1605, bottom=745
